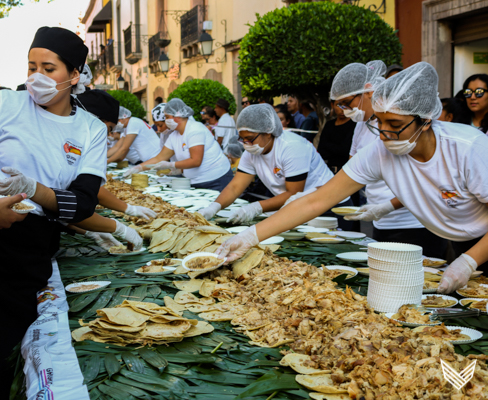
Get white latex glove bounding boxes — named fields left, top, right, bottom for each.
left=113, top=219, right=143, bottom=250
left=122, top=165, right=143, bottom=178
left=125, top=204, right=156, bottom=220
left=198, top=202, right=221, bottom=220
left=227, top=202, right=263, bottom=224
left=282, top=187, right=317, bottom=208
left=154, top=161, right=176, bottom=171
left=168, top=168, right=183, bottom=176
left=437, top=254, right=477, bottom=294
left=215, top=225, right=259, bottom=263
left=344, top=201, right=395, bottom=221
left=85, top=231, right=122, bottom=251
left=0, top=167, right=37, bottom=198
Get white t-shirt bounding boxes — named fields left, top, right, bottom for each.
left=122, top=117, right=160, bottom=162
left=350, top=120, right=423, bottom=230
left=164, top=119, right=230, bottom=184
left=159, top=129, right=177, bottom=162
left=214, top=113, right=237, bottom=151
left=343, top=121, right=488, bottom=241
left=239, top=131, right=348, bottom=203
left=0, top=91, right=107, bottom=216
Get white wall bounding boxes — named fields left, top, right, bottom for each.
left=453, top=38, right=488, bottom=95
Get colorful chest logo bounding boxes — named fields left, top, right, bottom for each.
left=274, top=167, right=284, bottom=179
left=63, top=139, right=83, bottom=166
left=440, top=187, right=461, bottom=208
left=182, top=143, right=187, bottom=151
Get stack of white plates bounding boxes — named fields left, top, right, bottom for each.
left=307, top=217, right=338, bottom=229
left=171, top=178, right=191, bottom=190
left=366, top=242, right=424, bottom=313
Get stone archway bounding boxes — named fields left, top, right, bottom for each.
left=203, top=68, right=222, bottom=83
left=153, top=86, right=165, bottom=103
left=168, top=81, right=179, bottom=96
left=185, top=75, right=194, bottom=82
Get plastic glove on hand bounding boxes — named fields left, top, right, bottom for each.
left=198, top=202, right=221, bottom=220
left=0, top=167, right=37, bottom=198
left=113, top=219, right=143, bottom=250
left=215, top=226, right=259, bottom=263
left=282, top=187, right=317, bottom=208
left=85, top=231, right=123, bottom=251
left=437, top=253, right=477, bottom=294
left=344, top=201, right=395, bottom=221
left=226, top=202, right=263, bottom=224
left=122, top=164, right=143, bottom=178
left=125, top=204, right=157, bottom=220
left=154, top=161, right=176, bottom=171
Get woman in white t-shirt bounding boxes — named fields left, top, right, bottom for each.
left=216, top=62, right=488, bottom=295
left=125, top=98, right=233, bottom=191
left=0, top=27, right=107, bottom=390
left=198, top=104, right=351, bottom=225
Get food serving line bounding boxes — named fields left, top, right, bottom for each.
left=15, top=167, right=488, bottom=400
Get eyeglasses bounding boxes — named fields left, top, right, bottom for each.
left=241, top=101, right=250, bottom=106
left=238, top=132, right=262, bottom=145
left=366, top=114, right=420, bottom=140
left=336, top=94, right=360, bottom=111
left=200, top=111, right=207, bottom=115
left=463, top=88, right=487, bottom=98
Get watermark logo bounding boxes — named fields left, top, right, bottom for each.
left=440, top=359, right=476, bottom=390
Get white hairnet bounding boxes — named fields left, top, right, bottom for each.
left=119, top=106, right=132, bottom=119
left=236, top=104, right=283, bottom=137
left=72, top=64, right=92, bottom=95
left=152, top=103, right=166, bottom=122
left=164, top=98, right=194, bottom=118
left=372, top=62, right=443, bottom=120
left=226, top=143, right=243, bottom=159
left=330, top=60, right=387, bottom=101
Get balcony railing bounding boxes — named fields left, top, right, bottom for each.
left=124, top=24, right=142, bottom=65
left=106, top=41, right=122, bottom=72
left=180, top=5, right=204, bottom=47
left=149, top=31, right=171, bottom=65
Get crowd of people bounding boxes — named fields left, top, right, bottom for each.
left=1, top=24, right=488, bottom=391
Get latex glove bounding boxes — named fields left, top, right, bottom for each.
left=282, top=187, right=317, bottom=208
left=227, top=202, right=263, bottom=224
left=154, top=161, right=176, bottom=171
left=85, top=231, right=122, bottom=251
left=113, top=219, right=143, bottom=250
left=0, top=193, right=28, bottom=229
left=168, top=168, right=183, bottom=176
left=437, top=254, right=477, bottom=294
left=215, top=225, right=259, bottom=263
left=198, top=202, right=221, bottom=220
left=344, top=201, right=395, bottom=221
left=122, top=164, right=143, bottom=178
left=0, top=167, right=37, bottom=198
left=125, top=204, right=156, bottom=220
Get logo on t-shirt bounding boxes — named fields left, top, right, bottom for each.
left=63, top=139, right=83, bottom=166
left=182, top=143, right=187, bottom=151
left=273, top=167, right=284, bottom=179
left=439, top=186, right=461, bottom=208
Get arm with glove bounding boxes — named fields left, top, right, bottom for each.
left=343, top=198, right=404, bottom=221
left=122, top=146, right=176, bottom=178
left=98, top=187, right=156, bottom=220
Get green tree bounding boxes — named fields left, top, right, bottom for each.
left=0, top=0, right=52, bottom=18
left=238, top=1, right=402, bottom=125
left=167, top=79, right=236, bottom=122
left=107, top=90, right=146, bottom=120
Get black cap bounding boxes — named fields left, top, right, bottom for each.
left=30, top=27, right=88, bottom=72
left=77, top=89, right=120, bottom=124
left=16, top=84, right=27, bottom=91
left=386, top=64, right=404, bottom=77
left=216, top=98, right=230, bottom=111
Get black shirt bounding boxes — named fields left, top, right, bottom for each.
left=317, top=119, right=356, bottom=173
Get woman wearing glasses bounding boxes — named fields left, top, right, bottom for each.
left=198, top=104, right=352, bottom=224
left=216, top=62, right=488, bottom=295
left=462, top=74, right=488, bottom=133
left=125, top=98, right=233, bottom=191
left=331, top=60, right=447, bottom=258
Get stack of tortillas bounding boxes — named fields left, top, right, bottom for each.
left=71, top=300, right=213, bottom=346
left=131, top=173, right=149, bottom=188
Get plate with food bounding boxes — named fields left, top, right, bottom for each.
left=0, top=196, right=36, bottom=214
left=136, top=258, right=182, bottom=275
left=459, top=298, right=488, bottom=313
left=182, top=252, right=226, bottom=273
left=108, top=245, right=147, bottom=256
left=65, top=281, right=111, bottom=294
left=457, top=283, right=488, bottom=298
left=331, top=206, right=362, bottom=216
left=422, top=256, right=447, bottom=268
left=146, top=258, right=182, bottom=267
left=322, top=265, right=358, bottom=280
left=310, top=237, right=345, bottom=244
left=412, top=324, right=482, bottom=345
left=421, top=294, right=458, bottom=308
left=336, top=252, right=368, bottom=263
left=423, top=281, right=439, bottom=294
left=385, top=304, right=441, bottom=327
left=356, top=267, right=370, bottom=276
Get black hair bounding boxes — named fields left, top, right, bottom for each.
left=203, top=106, right=218, bottom=120
left=57, top=54, right=76, bottom=73
left=276, top=107, right=296, bottom=129
left=462, top=73, right=488, bottom=133
left=0, top=86, right=11, bottom=91
left=440, top=97, right=471, bottom=125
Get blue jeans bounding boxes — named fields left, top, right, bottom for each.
left=193, top=168, right=234, bottom=192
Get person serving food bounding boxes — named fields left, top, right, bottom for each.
left=216, top=62, right=488, bottom=295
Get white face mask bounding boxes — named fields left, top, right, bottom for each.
left=25, top=72, right=72, bottom=105
left=344, top=107, right=366, bottom=123
left=243, top=136, right=272, bottom=155
left=383, top=123, right=426, bottom=156
left=107, top=136, right=115, bottom=142
left=115, top=122, right=125, bottom=131
left=165, top=118, right=178, bottom=130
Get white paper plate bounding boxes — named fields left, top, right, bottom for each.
left=143, top=186, right=164, bottom=194
left=422, top=256, right=447, bottom=268
left=445, top=326, right=483, bottom=345
left=216, top=210, right=232, bottom=218
left=233, top=198, right=249, bottom=204
left=11, top=200, right=36, bottom=214
left=279, top=232, right=306, bottom=241
left=297, top=227, right=330, bottom=233
left=109, top=247, right=147, bottom=256
left=331, top=206, right=362, bottom=216
left=456, top=284, right=488, bottom=298
left=335, top=231, right=366, bottom=240
left=336, top=252, right=368, bottom=263
left=182, top=252, right=226, bottom=273
left=135, top=266, right=177, bottom=276
left=227, top=226, right=249, bottom=233
left=108, top=162, right=118, bottom=168
left=66, top=280, right=111, bottom=293
left=146, top=258, right=182, bottom=266
left=421, top=294, right=458, bottom=308
left=322, top=265, right=358, bottom=279
left=260, top=236, right=284, bottom=245
left=310, top=237, right=345, bottom=244
left=384, top=312, right=441, bottom=327
left=459, top=298, right=488, bottom=313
